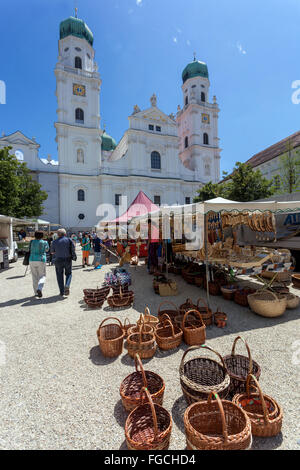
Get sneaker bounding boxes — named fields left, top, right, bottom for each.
left=64, top=287, right=70, bottom=296
left=37, top=289, right=43, bottom=298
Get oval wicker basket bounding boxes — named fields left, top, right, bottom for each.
left=280, top=293, right=300, bottom=309
left=125, top=387, right=172, bottom=450
left=107, top=289, right=134, bottom=308
left=196, top=298, right=213, bottom=326
left=97, top=317, right=125, bottom=358
left=179, top=298, right=197, bottom=316
left=127, top=328, right=156, bottom=360
left=184, top=393, right=252, bottom=450
left=221, top=285, right=238, bottom=301
left=120, top=354, right=165, bottom=412
left=247, top=291, right=287, bottom=318
left=182, top=309, right=206, bottom=346
left=232, top=375, right=283, bottom=437
left=155, top=316, right=183, bottom=351
left=157, top=301, right=179, bottom=324
left=223, top=336, right=261, bottom=398
left=137, top=307, right=159, bottom=330
left=234, top=288, right=256, bottom=307
left=179, top=345, right=230, bottom=405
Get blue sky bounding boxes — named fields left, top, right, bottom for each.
left=0, top=0, right=300, bottom=175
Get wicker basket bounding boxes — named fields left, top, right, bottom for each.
left=127, top=328, right=156, bottom=360
left=184, top=393, right=252, bottom=450
left=292, top=273, right=300, bottom=288
left=214, top=308, right=227, bottom=328
left=281, top=293, right=300, bottom=309
left=157, top=301, right=179, bottom=324
left=120, top=354, right=165, bottom=412
left=182, top=309, right=206, bottom=346
left=83, top=286, right=110, bottom=298
left=247, top=291, right=287, bottom=318
left=223, top=336, right=261, bottom=398
left=232, top=375, right=283, bottom=437
left=155, top=316, right=183, bottom=351
left=97, top=317, right=125, bottom=357
left=107, top=288, right=134, bottom=308
left=196, top=298, right=213, bottom=326
left=84, top=297, right=106, bottom=309
left=125, top=387, right=172, bottom=450
left=208, top=281, right=222, bottom=296
left=180, top=345, right=231, bottom=405
left=260, top=271, right=291, bottom=283
left=137, top=307, right=159, bottom=330
left=123, top=318, right=136, bottom=338
left=179, top=298, right=197, bottom=316
left=234, top=288, right=256, bottom=307
left=221, top=285, right=238, bottom=301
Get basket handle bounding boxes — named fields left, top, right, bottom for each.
left=207, top=393, right=229, bottom=444
left=123, top=318, right=131, bottom=328
left=231, top=336, right=253, bottom=376
left=141, top=387, right=158, bottom=440
left=134, top=354, right=148, bottom=389
left=182, top=309, right=205, bottom=329
left=179, top=344, right=227, bottom=373
left=144, top=306, right=151, bottom=319
left=99, top=317, right=123, bottom=330
left=196, top=297, right=209, bottom=313
left=158, top=313, right=172, bottom=325
left=158, top=301, right=179, bottom=315
left=246, top=374, right=270, bottom=424
left=162, top=318, right=176, bottom=338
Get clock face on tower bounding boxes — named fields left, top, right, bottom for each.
left=202, top=113, right=210, bottom=124
left=73, top=84, right=86, bottom=96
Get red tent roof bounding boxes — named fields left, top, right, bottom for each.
left=111, top=191, right=159, bottom=223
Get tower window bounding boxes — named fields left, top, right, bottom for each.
left=151, top=151, right=161, bottom=170
left=154, top=195, right=161, bottom=206
left=75, top=108, right=84, bottom=123
left=149, top=124, right=154, bottom=131
left=115, top=194, right=122, bottom=206
left=75, top=56, right=82, bottom=69
left=156, top=126, right=161, bottom=132
left=78, top=189, right=85, bottom=201
left=201, top=92, right=206, bottom=102
left=185, top=136, right=189, bottom=149
left=75, top=47, right=82, bottom=52
left=203, top=133, right=209, bottom=145
left=185, top=96, right=188, bottom=106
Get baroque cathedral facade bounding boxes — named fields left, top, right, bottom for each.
left=0, top=14, right=221, bottom=230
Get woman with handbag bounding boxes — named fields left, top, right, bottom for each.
left=29, top=231, right=49, bottom=298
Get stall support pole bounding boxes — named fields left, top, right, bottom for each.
left=204, top=213, right=210, bottom=308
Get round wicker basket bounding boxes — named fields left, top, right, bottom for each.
left=247, top=291, right=287, bottom=318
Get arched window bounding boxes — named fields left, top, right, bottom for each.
left=185, top=136, right=189, bottom=149
left=151, top=151, right=161, bottom=170
left=78, top=189, right=85, bottom=201
left=77, top=149, right=84, bottom=163
left=203, top=133, right=209, bottom=145
left=75, top=56, right=82, bottom=69
left=185, top=96, right=188, bottom=106
left=75, top=108, right=84, bottom=123
left=201, top=92, right=206, bottom=102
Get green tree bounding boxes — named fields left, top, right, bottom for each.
left=193, top=181, right=225, bottom=202
left=224, top=162, right=274, bottom=202
left=274, top=140, right=300, bottom=193
left=0, top=146, right=48, bottom=217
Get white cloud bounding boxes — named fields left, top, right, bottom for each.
left=173, top=37, right=178, bottom=44
left=186, top=39, right=191, bottom=46
left=136, top=0, right=142, bottom=6
left=237, top=41, right=247, bottom=55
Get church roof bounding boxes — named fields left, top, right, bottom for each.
left=59, top=16, right=94, bottom=46
left=182, top=60, right=209, bottom=84
left=101, top=130, right=117, bottom=152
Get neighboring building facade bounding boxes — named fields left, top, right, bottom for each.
left=0, top=14, right=221, bottom=230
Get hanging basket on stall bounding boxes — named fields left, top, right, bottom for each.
left=125, top=387, right=172, bottom=450
left=184, top=392, right=252, bottom=450
left=180, top=345, right=231, bottom=405
left=155, top=316, right=183, bottom=351
left=127, top=327, right=156, bottom=360
left=182, top=310, right=206, bottom=346
left=223, top=336, right=261, bottom=398
left=232, top=374, right=283, bottom=437
left=196, top=298, right=213, bottom=326
left=157, top=301, right=179, bottom=324
left=97, top=317, right=125, bottom=358
left=120, top=354, right=165, bottom=412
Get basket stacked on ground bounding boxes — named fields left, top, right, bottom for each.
left=214, top=308, right=228, bottom=327
left=247, top=291, right=287, bottom=318
left=83, top=286, right=110, bottom=308
left=182, top=309, right=206, bottom=346
left=97, top=317, right=125, bottom=357
left=155, top=315, right=183, bottom=351
left=196, top=298, right=213, bottom=326
left=223, top=336, right=261, bottom=398
left=157, top=301, right=179, bottom=324
left=137, top=307, right=159, bottom=330
left=180, top=345, right=231, bottom=405
left=127, top=325, right=156, bottom=360
left=232, top=374, right=283, bottom=437
left=120, top=354, right=165, bottom=412
left=125, top=387, right=172, bottom=450
left=184, top=392, right=252, bottom=450
left=107, top=287, right=134, bottom=308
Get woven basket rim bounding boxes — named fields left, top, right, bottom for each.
left=180, top=357, right=230, bottom=392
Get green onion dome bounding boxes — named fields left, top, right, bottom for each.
left=60, top=16, right=94, bottom=46
left=101, top=131, right=117, bottom=151
left=182, top=60, right=209, bottom=84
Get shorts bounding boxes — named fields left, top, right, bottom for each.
left=82, top=250, right=90, bottom=258
left=94, top=252, right=101, bottom=262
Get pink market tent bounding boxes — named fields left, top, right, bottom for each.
left=110, top=191, right=160, bottom=223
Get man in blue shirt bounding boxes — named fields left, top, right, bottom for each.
left=51, top=228, right=76, bottom=296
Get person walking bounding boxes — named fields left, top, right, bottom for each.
left=92, top=234, right=102, bottom=269
left=81, top=232, right=91, bottom=267
left=102, top=233, right=112, bottom=265
left=51, top=228, right=76, bottom=296
left=29, top=231, right=49, bottom=298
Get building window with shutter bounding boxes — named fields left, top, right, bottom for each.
left=154, top=195, right=161, bottom=206
left=115, top=194, right=122, bottom=206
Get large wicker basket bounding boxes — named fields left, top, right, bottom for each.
left=223, top=336, right=261, bottom=398
left=107, top=289, right=134, bottom=308
left=184, top=393, right=252, bottom=450
left=125, top=388, right=172, bottom=450
left=247, top=291, right=287, bottom=317
left=180, top=345, right=231, bottom=405
left=155, top=316, right=183, bottom=351
left=232, top=375, right=283, bottom=437
left=120, top=354, right=165, bottom=412
left=182, top=309, right=206, bottom=346
left=157, top=301, right=179, bottom=324
left=97, top=317, right=125, bottom=357
left=127, top=328, right=156, bottom=360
